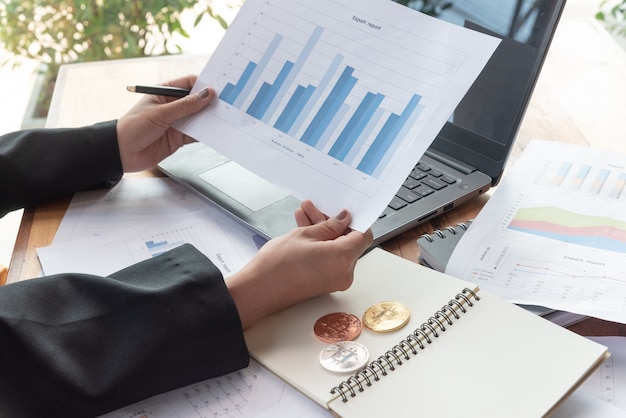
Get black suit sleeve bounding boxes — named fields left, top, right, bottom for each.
left=0, top=244, right=250, bottom=417
left=0, top=121, right=123, bottom=217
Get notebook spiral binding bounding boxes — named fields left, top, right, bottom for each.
left=330, top=287, right=480, bottom=403
left=419, top=221, right=471, bottom=243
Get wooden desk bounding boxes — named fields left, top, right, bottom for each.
left=7, top=19, right=626, bottom=336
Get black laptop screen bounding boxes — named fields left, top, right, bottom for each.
left=395, top=0, right=566, bottom=184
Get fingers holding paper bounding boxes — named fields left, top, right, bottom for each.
left=227, top=201, right=373, bottom=329
left=116, top=75, right=215, bottom=172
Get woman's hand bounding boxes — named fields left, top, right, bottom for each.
left=227, top=200, right=373, bottom=329
left=116, top=75, right=215, bottom=172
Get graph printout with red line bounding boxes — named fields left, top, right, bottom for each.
left=176, top=0, right=500, bottom=232
left=447, top=140, right=626, bottom=324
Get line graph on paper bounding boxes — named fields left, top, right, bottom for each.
left=463, top=233, right=626, bottom=319
left=447, top=143, right=626, bottom=323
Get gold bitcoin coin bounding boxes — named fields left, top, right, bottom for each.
left=362, top=301, right=410, bottom=332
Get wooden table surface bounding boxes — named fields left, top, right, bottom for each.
left=6, top=18, right=626, bottom=336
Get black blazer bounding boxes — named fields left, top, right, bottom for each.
left=0, top=123, right=249, bottom=417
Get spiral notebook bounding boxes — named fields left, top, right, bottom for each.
left=244, top=248, right=609, bottom=417
left=417, top=220, right=473, bottom=271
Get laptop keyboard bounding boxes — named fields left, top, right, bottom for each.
left=379, top=158, right=457, bottom=218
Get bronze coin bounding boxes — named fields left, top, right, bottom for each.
left=362, top=301, right=410, bottom=332
left=313, top=312, right=362, bottom=343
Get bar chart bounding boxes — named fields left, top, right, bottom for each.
left=182, top=0, right=499, bottom=231
left=545, top=160, right=626, bottom=199
left=212, top=0, right=455, bottom=180
left=144, top=238, right=185, bottom=257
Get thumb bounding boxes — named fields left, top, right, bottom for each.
left=308, top=209, right=351, bottom=241
left=158, top=87, right=215, bottom=124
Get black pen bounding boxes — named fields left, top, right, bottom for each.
left=126, top=85, right=191, bottom=98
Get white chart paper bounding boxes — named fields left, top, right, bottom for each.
left=38, top=177, right=264, bottom=278
left=447, top=140, right=626, bottom=323
left=177, top=0, right=499, bottom=232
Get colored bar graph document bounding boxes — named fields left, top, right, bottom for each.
left=447, top=140, right=626, bottom=324
left=177, top=0, right=499, bottom=232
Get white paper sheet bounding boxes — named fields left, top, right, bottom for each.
left=53, top=177, right=211, bottom=244
left=37, top=213, right=262, bottom=278
left=581, top=336, right=626, bottom=411
left=176, top=0, right=499, bottom=232
left=98, top=361, right=263, bottom=418
left=447, top=140, right=626, bottom=323
left=38, top=177, right=265, bottom=278
left=553, top=336, right=626, bottom=418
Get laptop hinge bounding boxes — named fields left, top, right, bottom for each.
left=424, top=148, right=477, bottom=175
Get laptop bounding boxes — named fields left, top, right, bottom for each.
left=159, top=0, right=566, bottom=247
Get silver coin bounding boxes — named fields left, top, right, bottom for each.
left=319, top=341, right=369, bottom=373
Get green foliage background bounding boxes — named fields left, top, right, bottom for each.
left=0, top=0, right=233, bottom=116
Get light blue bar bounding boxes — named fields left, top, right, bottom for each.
left=358, top=94, right=422, bottom=175
left=316, top=103, right=351, bottom=152
left=345, top=107, right=385, bottom=166
left=262, top=25, right=324, bottom=124
left=219, top=61, right=257, bottom=104
left=145, top=240, right=167, bottom=249
left=300, top=66, right=357, bottom=147
left=246, top=61, right=294, bottom=119
left=233, top=33, right=284, bottom=108
left=372, top=104, right=424, bottom=178
left=220, top=83, right=236, bottom=103
left=288, top=53, right=344, bottom=137
left=274, top=85, right=306, bottom=132
left=329, top=92, right=384, bottom=161
left=246, top=82, right=273, bottom=118
left=274, top=84, right=315, bottom=133
left=590, top=168, right=610, bottom=194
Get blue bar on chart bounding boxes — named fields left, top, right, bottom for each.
left=217, top=23, right=426, bottom=178
left=590, top=168, right=610, bottom=194
left=344, top=107, right=385, bottom=166
left=145, top=239, right=183, bottom=257
left=329, top=92, right=385, bottom=161
left=551, top=162, right=572, bottom=187
left=316, top=103, right=351, bottom=152
left=609, top=173, right=626, bottom=199
left=570, top=164, right=591, bottom=190
left=219, top=33, right=283, bottom=106
left=300, top=66, right=358, bottom=147
left=273, top=84, right=316, bottom=132
left=357, top=94, right=422, bottom=175
left=372, top=103, right=425, bottom=179
left=287, top=53, right=345, bottom=137
left=219, top=61, right=257, bottom=105
left=246, top=60, right=295, bottom=119
left=261, top=25, right=324, bottom=123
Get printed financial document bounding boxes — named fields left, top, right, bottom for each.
left=176, top=0, right=499, bottom=232
left=37, top=177, right=263, bottom=278
left=447, top=141, right=626, bottom=323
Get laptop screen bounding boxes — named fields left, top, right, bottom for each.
left=396, top=0, right=566, bottom=184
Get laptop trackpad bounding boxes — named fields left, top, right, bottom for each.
left=198, top=161, right=291, bottom=211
